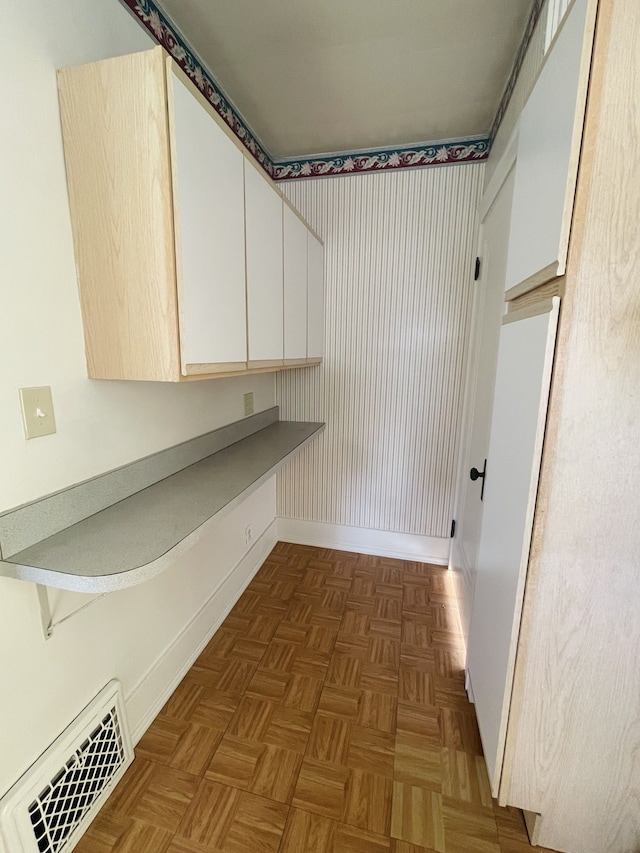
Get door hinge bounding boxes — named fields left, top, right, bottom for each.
left=450, top=519, right=456, bottom=538
left=474, top=257, right=481, bottom=281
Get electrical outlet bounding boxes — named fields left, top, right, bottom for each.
left=19, top=386, right=56, bottom=439
left=243, top=392, right=254, bottom=416
left=244, top=524, right=253, bottom=545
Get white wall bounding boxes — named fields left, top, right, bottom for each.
left=277, top=166, right=483, bottom=546
left=0, top=0, right=276, bottom=796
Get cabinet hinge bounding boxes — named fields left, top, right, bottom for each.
left=450, top=519, right=456, bottom=538
left=474, top=257, right=481, bottom=281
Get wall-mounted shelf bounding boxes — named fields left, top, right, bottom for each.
left=0, top=418, right=323, bottom=594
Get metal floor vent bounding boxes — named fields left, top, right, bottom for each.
left=0, top=681, right=133, bottom=853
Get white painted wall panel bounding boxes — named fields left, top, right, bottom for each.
left=171, top=72, right=247, bottom=367
left=283, top=207, right=308, bottom=360
left=244, top=159, right=284, bottom=363
left=307, top=232, right=325, bottom=359
left=277, top=165, right=483, bottom=538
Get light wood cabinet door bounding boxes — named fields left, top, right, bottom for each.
left=307, top=232, right=325, bottom=360
left=283, top=205, right=308, bottom=363
left=244, top=160, right=284, bottom=367
left=504, top=0, right=594, bottom=293
left=169, top=70, right=247, bottom=374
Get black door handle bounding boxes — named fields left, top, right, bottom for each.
left=470, top=459, right=487, bottom=501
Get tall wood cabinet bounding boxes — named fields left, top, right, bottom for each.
left=57, top=47, right=324, bottom=382
left=460, top=0, right=640, bottom=850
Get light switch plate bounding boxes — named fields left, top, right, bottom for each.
left=19, top=386, right=56, bottom=439
left=243, top=392, right=254, bottom=417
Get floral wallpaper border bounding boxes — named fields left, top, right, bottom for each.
left=119, top=0, right=276, bottom=176
left=272, top=139, right=490, bottom=181
left=119, top=0, right=541, bottom=181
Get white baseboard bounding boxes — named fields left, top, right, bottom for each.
left=126, top=519, right=278, bottom=744
left=465, top=669, right=475, bottom=704
left=277, top=518, right=450, bottom=565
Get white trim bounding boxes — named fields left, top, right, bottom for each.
left=126, top=519, right=278, bottom=744
left=479, top=127, right=519, bottom=222
left=277, top=518, right=449, bottom=565
left=465, top=669, right=475, bottom=703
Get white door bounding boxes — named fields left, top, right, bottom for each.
left=169, top=70, right=247, bottom=372
left=467, top=300, right=560, bottom=795
left=244, top=159, right=284, bottom=366
left=449, top=164, right=516, bottom=636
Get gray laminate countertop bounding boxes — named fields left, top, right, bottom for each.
left=0, top=420, right=323, bottom=592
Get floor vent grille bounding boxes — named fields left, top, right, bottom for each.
left=0, top=681, right=133, bottom=853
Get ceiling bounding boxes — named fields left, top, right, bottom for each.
left=159, top=0, right=535, bottom=160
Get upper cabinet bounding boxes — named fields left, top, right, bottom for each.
left=282, top=208, right=325, bottom=365
left=504, top=0, right=597, bottom=294
left=307, top=232, right=325, bottom=361
left=169, top=72, right=247, bottom=374
left=244, top=159, right=284, bottom=369
left=283, top=206, right=308, bottom=364
left=57, top=47, right=323, bottom=382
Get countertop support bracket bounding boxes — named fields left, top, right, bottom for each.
left=36, top=584, right=53, bottom=640
left=36, top=584, right=108, bottom=641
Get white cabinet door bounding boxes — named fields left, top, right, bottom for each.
left=244, top=160, right=284, bottom=366
left=467, top=300, right=559, bottom=796
left=505, top=0, right=591, bottom=291
left=169, top=70, right=247, bottom=372
left=283, top=205, right=307, bottom=362
left=307, top=232, right=324, bottom=360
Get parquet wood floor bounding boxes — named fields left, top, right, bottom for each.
left=76, top=543, right=556, bottom=853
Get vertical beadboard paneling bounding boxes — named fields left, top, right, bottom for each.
left=276, top=165, right=483, bottom=539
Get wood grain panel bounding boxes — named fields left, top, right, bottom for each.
left=280, top=808, right=335, bottom=853
left=343, top=769, right=393, bottom=835
left=57, top=48, right=180, bottom=381
left=504, top=262, right=560, bottom=301
left=501, top=0, right=640, bottom=850
left=391, top=783, right=444, bottom=851
left=506, top=277, right=565, bottom=312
